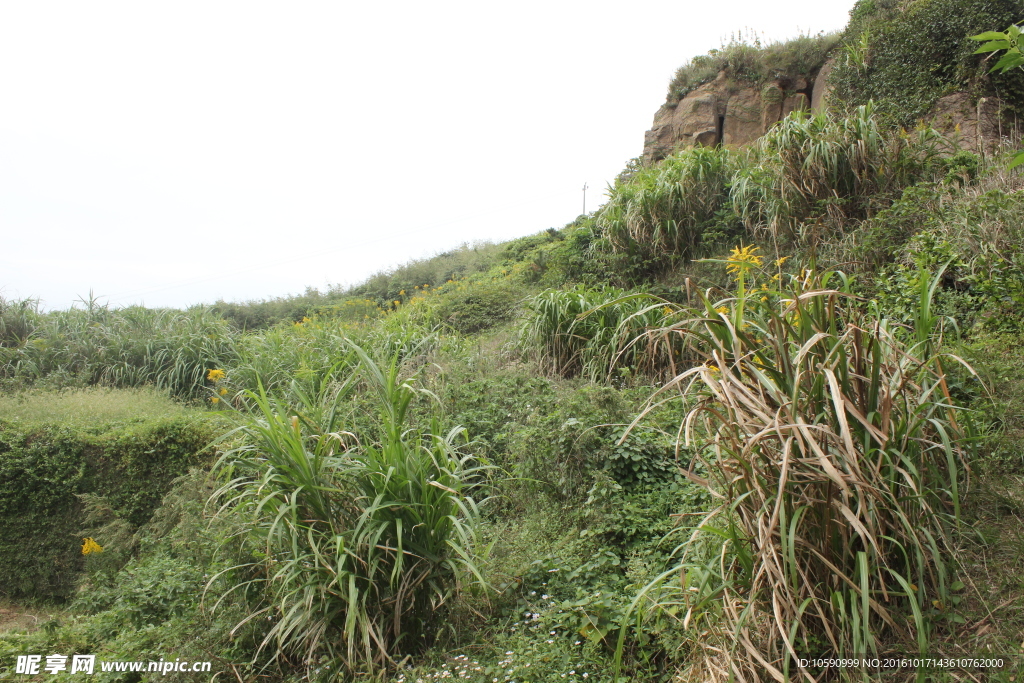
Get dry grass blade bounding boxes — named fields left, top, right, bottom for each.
left=617, top=263, right=971, bottom=680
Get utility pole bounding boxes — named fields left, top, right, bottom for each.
left=582, top=182, right=588, bottom=215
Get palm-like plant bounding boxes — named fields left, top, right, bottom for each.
left=619, top=259, right=970, bottom=681
left=731, top=104, right=940, bottom=247
left=598, top=145, right=734, bottom=271
left=213, top=340, right=486, bottom=676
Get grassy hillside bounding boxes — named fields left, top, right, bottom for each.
left=2, top=6, right=1024, bottom=682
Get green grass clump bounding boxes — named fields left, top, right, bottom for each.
left=0, top=302, right=237, bottom=398
left=619, top=254, right=972, bottom=680
left=598, top=146, right=736, bottom=273
left=518, top=286, right=686, bottom=382
left=731, top=104, right=941, bottom=246
left=213, top=342, right=487, bottom=677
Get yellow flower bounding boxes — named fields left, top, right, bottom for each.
left=210, top=396, right=220, bottom=404
left=705, top=362, right=720, bottom=373
left=207, top=369, right=226, bottom=383
left=715, top=306, right=728, bottom=315
left=662, top=306, right=673, bottom=316
left=760, top=296, right=768, bottom=302
left=218, top=387, right=228, bottom=396
left=774, top=256, right=789, bottom=267
left=399, top=290, right=405, bottom=296
left=82, top=537, right=103, bottom=555
left=393, top=300, right=400, bottom=306
left=725, top=245, right=763, bottom=274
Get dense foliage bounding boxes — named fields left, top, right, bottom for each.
left=0, top=415, right=214, bottom=601
left=830, top=0, right=1024, bottom=124
left=2, top=7, right=1024, bottom=681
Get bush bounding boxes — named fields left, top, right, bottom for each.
left=598, top=146, right=734, bottom=274
left=622, top=254, right=972, bottom=680
left=434, top=277, right=520, bottom=334
left=213, top=343, right=487, bottom=676
left=731, top=104, right=940, bottom=246
left=829, top=0, right=1024, bottom=124
left=0, top=416, right=215, bottom=602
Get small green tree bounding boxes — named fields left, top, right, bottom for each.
left=971, top=23, right=1024, bottom=168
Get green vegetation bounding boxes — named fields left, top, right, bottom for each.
left=732, top=103, right=941, bottom=245
left=213, top=345, right=487, bottom=677
left=0, top=414, right=215, bottom=602
left=666, top=30, right=840, bottom=104
left=972, top=21, right=1024, bottom=169
left=3, top=7, right=1024, bottom=682
left=618, top=260, right=972, bottom=679
left=830, top=0, right=1024, bottom=124
left=599, top=146, right=736, bottom=271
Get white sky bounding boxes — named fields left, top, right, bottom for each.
left=0, top=1, right=855, bottom=310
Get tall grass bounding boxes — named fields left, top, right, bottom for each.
left=0, top=296, right=38, bottom=348
left=598, top=146, right=734, bottom=271
left=213, top=341, right=485, bottom=676
left=731, top=104, right=941, bottom=247
left=617, top=257, right=971, bottom=680
left=0, top=302, right=236, bottom=397
left=518, top=285, right=687, bottom=381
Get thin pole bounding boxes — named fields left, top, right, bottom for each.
left=582, top=182, right=588, bottom=215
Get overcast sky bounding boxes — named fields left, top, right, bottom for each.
left=1, top=1, right=856, bottom=310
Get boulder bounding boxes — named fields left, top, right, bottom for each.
left=810, top=58, right=835, bottom=112
left=642, top=72, right=815, bottom=163
left=928, top=92, right=1016, bottom=156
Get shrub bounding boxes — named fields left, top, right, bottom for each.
left=433, top=277, right=520, bottom=334
left=731, top=104, right=940, bottom=246
left=0, top=416, right=215, bottom=601
left=829, top=0, right=1024, bottom=125
left=213, top=342, right=487, bottom=676
left=598, top=146, right=734, bottom=274
left=619, top=254, right=972, bottom=680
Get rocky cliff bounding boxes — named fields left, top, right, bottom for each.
left=642, top=65, right=829, bottom=164
left=642, top=62, right=1016, bottom=164
left=643, top=0, right=1024, bottom=165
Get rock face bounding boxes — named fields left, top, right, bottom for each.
left=810, top=58, right=835, bottom=112
left=642, top=62, right=1019, bottom=165
left=928, top=92, right=1019, bottom=156
left=643, top=73, right=817, bottom=164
